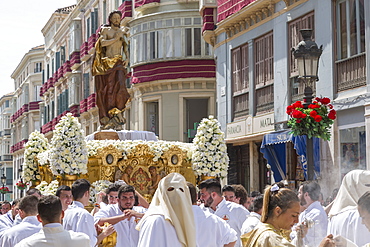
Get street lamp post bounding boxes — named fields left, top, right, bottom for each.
left=18, top=167, right=24, bottom=197
left=292, top=29, right=323, bottom=180
left=1, top=172, right=6, bottom=201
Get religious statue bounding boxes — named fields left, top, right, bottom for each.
left=148, top=166, right=161, bottom=195
left=92, top=10, right=130, bottom=130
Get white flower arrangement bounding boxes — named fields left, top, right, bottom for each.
left=192, top=115, right=229, bottom=178
left=49, top=113, right=88, bottom=176
left=36, top=180, right=59, bottom=196
left=22, top=131, right=49, bottom=182
left=89, top=180, right=113, bottom=204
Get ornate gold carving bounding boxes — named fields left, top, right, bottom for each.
left=250, top=14, right=257, bottom=24
left=97, top=145, right=123, bottom=181
left=245, top=17, right=251, bottom=27
left=268, top=3, right=275, bottom=14
left=282, top=0, right=289, bottom=6
left=256, top=11, right=263, bottom=21
left=262, top=8, right=269, bottom=18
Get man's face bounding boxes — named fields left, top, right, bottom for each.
left=118, top=192, right=135, bottom=210
left=200, top=188, right=213, bottom=207
left=1, top=204, right=10, bottom=214
left=59, top=190, right=73, bottom=211
left=107, top=191, right=119, bottom=204
left=11, top=204, right=19, bottom=218
left=298, top=186, right=307, bottom=207
left=110, top=13, right=121, bottom=27
left=223, top=191, right=236, bottom=202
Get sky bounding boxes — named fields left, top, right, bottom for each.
left=0, top=0, right=77, bottom=98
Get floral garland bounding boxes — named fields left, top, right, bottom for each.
left=16, top=180, right=28, bottom=190
left=89, top=180, right=113, bottom=204
left=0, top=187, right=9, bottom=194
left=192, top=116, right=229, bottom=178
left=49, top=113, right=88, bottom=176
left=36, top=180, right=59, bottom=196
left=286, top=97, right=336, bottom=141
left=22, top=131, right=49, bottom=182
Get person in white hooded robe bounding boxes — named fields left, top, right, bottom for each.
left=136, top=172, right=196, bottom=247
left=327, top=170, right=370, bottom=246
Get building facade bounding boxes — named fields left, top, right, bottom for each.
left=0, top=93, right=14, bottom=201
left=206, top=0, right=368, bottom=196
left=10, top=45, right=44, bottom=198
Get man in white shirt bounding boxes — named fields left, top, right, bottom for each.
left=15, top=195, right=91, bottom=247
left=56, top=185, right=73, bottom=211
left=199, top=179, right=249, bottom=247
left=1, top=201, right=11, bottom=215
left=94, top=184, right=147, bottom=247
left=241, top=194, right=263, bottom=234
left=136, top=173, right=196, bottom=247
left=292, top=181, right=328, bottom=247
left=0, top=199, right=19, bottom=236
left=64, top=179, right=112, bottom=247
left=0, top=195, right=41, bottom=246
left=188, top=182, right=237, bottom=247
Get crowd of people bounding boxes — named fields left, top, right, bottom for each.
left=0, top=169, right=369, bottom=246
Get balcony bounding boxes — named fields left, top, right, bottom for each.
left=70, top=51, right=81, bottom=70
left=62, top=60, right=72, bottom=77
left=80, top=42, right=90, bottom=62
left=336, top=53, right=366, bottom=92
left=3, top=155, right=12, bottom=161
left=88, top=34, right=98, bottom=55
left=118, top=1, right=132, bottom=20
left=134, top=0, right=160, bottom=10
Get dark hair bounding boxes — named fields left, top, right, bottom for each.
left=118, top=184, right=135, bottom=198
left=56, top=185, right=71, bottom=197
left=199, top=179, right=221, bottom=196
left=12, top=199, right=20, bottom=207
left=108, top=10, right=122, bottom=25
left=106, top=183, right=121, bottom=194
left=301, top=181, right=321, bottom=201
left=261, top=183, right=299, bottom=223
left=72, top=179, right=91, bottom=200
left=1, top=201, right=11, bottom=207
left=358, top=191, right=370, bottom=213
left=26, top=188, right=42, bottom=197
left=250, top=191, right=262, bottom=198
left=187, top=182, right=197, bottom=204
left=222, top=185, right=235, bottom=193
left=249, top=195, right=263, bottom=212
left=19, top=195, right=39, bottom=215
left=232, top=184, right=248, bottom=205
left=38, top=195, right=62, bottom=223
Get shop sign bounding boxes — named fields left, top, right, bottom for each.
left=253, top=113, right=275, bottom=133
left=226, top=120, right=246, bottom=139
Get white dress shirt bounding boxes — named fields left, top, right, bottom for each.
left=241, top=211, right=262, bottom=235
left=14, top=223, right=91, bottom=247
left=192, top=205, right=237, bottom=247
left=212, top=199, right=249, bottom=247
left=291, top=201, right=328, bottom=247
left=63, top=201, right=97, bottom=247
left=94, top=204, right=147, bottom=247
left=0, top=215, right=41, bottom=247
left=137, top=214, right=182, bottom=247
left=0, top=211, right=14, bottom=236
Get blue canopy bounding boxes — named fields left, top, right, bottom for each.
left=260, top=130, right=320, bottom=182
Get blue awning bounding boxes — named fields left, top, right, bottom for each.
left=260, top=130, right=320, bottom=182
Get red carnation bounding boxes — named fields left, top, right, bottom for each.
left=292, top=110, right=303, bottom=118
left=328, top=109, right=336, bottom=120
left=321, top=97, right=331, bottom=104
left=308, top=104, right=320, bottom=109
left=296, top=119, right=301, bottom=123
left=328, top=104, right=333, bottom=109
left=314, top=115, right=323, bottom=122
left=286, top=105, right=294, bottom=115
left=310, top=110, right=318, bottom=117
left=293, top=101, right=304, bottom=109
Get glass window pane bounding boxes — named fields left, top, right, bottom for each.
left=157, top=31, right=163, bottom=58
left=156, top=20, right=162, bottom=28
left=349, top=0, right=357, bottom=56
left=194, top=17, right=201, bottom=25
left=143, top=33, right=148, bottom=61
left=143, top=23, right=148, bottom=31
left=185, top=18, right=192, bottom=25
left=205, top=42, right=210, bottom=56
left=150, top=32, right=156, bottom=59
left=194, top=28, right=201, bottom=56
left=150, top=22, right=155, bottom=29
left=339, top=1, right=347, bottom=59
left=165, top=29, right=173, bottom=57
left=166, top=19, right=172, bottom=27
left=174, top=29, right=182, bottom=57
left=174, top=18, right=181, bottom=26
left=359, top=0, right=365, bottom=53
left=185, top=28, right=192, bottom=56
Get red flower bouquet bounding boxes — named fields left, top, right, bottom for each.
left=16, top=181, right=28, bottom=190
left=287, top=97, right=336, bottom=141
left=0, top=186, right=10, bottom=194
